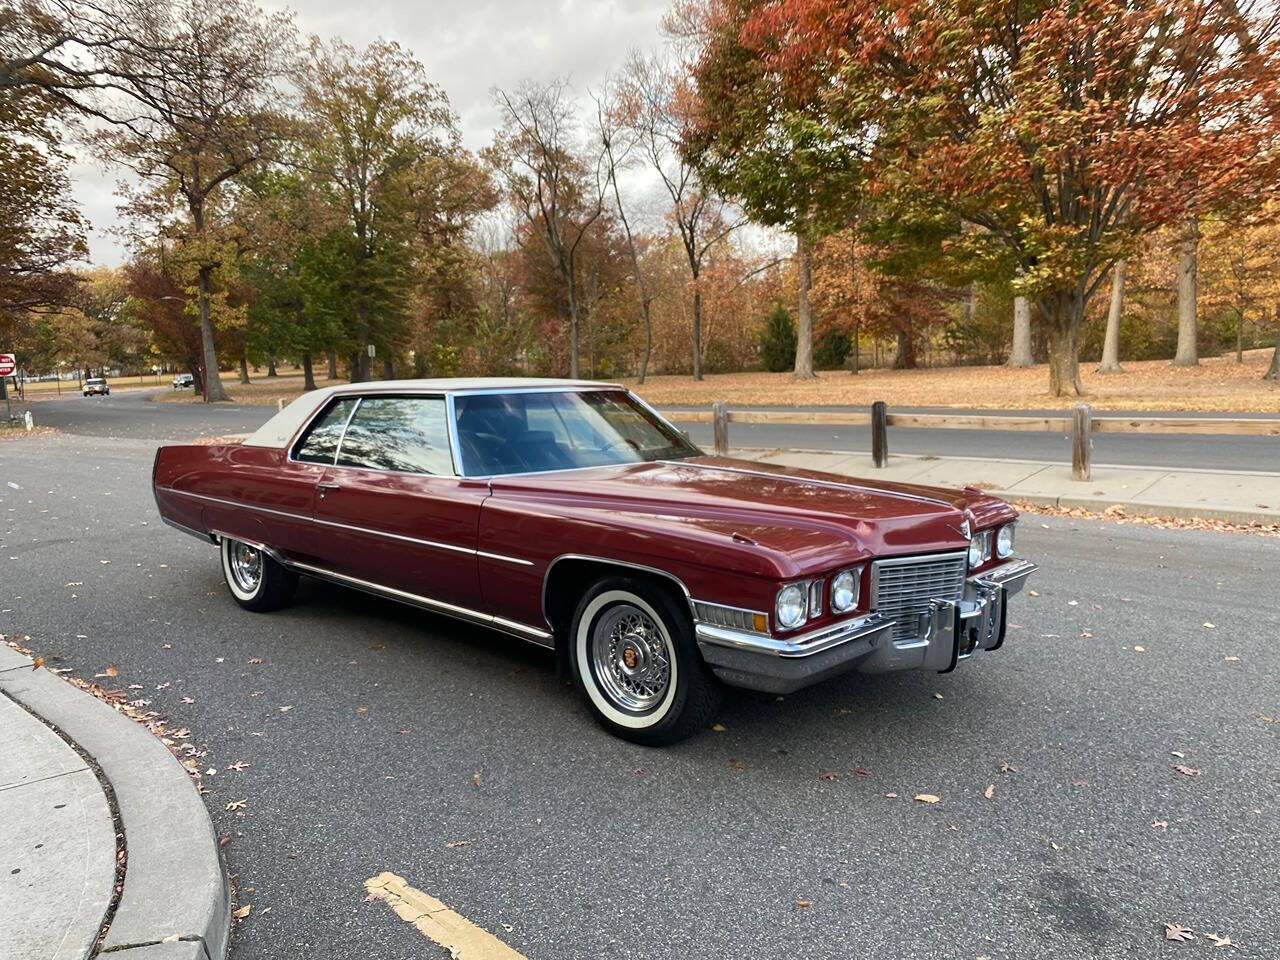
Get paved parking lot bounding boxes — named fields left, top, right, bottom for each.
left=2, top=419, right=1276, bottom=958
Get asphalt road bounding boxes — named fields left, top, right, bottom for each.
left=2, top=410, right=1277, bottom=958
left=23, top=388, right=1280, bottom=471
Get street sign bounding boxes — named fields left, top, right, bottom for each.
left=0, top=354, right=14, bottom=377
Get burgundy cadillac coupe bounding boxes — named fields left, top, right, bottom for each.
left=152, top=379, right=1035, bottom=744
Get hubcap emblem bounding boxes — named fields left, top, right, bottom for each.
left=622, top=646, right=638, bottom=669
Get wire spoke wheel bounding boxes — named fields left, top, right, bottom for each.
left=589, top=603, right=673, bottom=714
left=228, top=542, right=263, bottom=594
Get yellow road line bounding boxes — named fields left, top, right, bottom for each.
left=365, top=872, right=528, bottom=960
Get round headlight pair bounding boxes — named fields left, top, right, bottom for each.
left=996, top=522, right=1015, bottom=558
left=831, top=569, right=859, bottom=613
left=775, top=584, right=807, bottom=629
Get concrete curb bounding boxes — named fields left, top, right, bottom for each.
left=0, top=646, right=229, bottom=960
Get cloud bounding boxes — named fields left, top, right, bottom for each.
left=70, top=0, right=673, bottom=266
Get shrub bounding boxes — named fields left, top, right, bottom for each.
left=760, top=303, right=797, bottom=372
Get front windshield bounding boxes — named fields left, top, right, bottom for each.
left=453, top=389, right=700, bottom=477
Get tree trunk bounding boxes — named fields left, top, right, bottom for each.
left=1265, top=328, right=1280, bottom=381
left=197, top=265, right=229, bottom=401
left=793, top=233, right=816, bottom=380
left=326, top=350, right=337, bottom=380
left=238, top=355, right=250, bottom=385
left=354, top=296, right=371, bottom=381
left=638, top=299, right=652, bottom=385
left=894, top=328, right=917, bottom=369
left=691, top=283, right=703, bottom=381
left=1173, top=219, right=1199, bottom=366
left=850, top=316, right=860, bottom=375
left=1236, top=310, right=1244, bottom=363
left=1098, top=260, right=1126, bottom=373
left=266, top=348, right=277, bottom=377
left=383, top=357, right=394, bottom=380
left=1044, top=291, right=1085, bottom=397
left=1008, top=296, right=1034, bottom=367
left=301, top=351, right=316, bottom=392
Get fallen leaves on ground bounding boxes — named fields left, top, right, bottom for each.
left=1205, top=933, right=1236, bottom=948
left=1152, top=820, right=1169, bottom=829
left=225, top=799, right=247, bottom=811
left=227, top=761, right=249, bottom=771
left=819, top=771, right=838, bottom=781
left=232, top=905, right=251, bottom=920
left=1011, top=502, right=1280, bottom=538
left=711, top=723, right=727, bottom=732
left=626, top=352, right=1280, bottom=412
left=1000, top=761, right=1016, bottom=773
left=984, top=784, right=995, bottom=799
left=795, top=899, right=811, bottom=909
left=1173, top=764, right=1201, bottom=777
left=94, top=666, right=118, bottom=678
left=1165, top=923, right=1195, bottom=942
left=445, top=839, right=473, bottom=848
left=31, top=655, right=42, bottom=670
left=472, top=772, right=481, bottom=788
left=914, top=793, right=940, bottom=804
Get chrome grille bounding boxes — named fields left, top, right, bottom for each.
left=871, top=552, right=967, bottom=643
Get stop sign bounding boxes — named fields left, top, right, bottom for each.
left=0, top=354, right=14, bottom=377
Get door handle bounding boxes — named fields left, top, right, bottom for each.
left=316, top=481, right=341, bottom=492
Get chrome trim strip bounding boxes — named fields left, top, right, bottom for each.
left=541, top=553, right=692, bottom=633
left=288, top=560, right=553, bottom=643
left=157, top=486, right=531, bottom=567
left=477, top=550, right=534, bottom=566
left=163, top=487, right=309, bottom=523
left=160, top=515, right=216, bottom=544
left=695, top=612, right=896, bottom=659
left=207, top=529, right=289, bottom=567
left=669, top=460, right=954, bottom=509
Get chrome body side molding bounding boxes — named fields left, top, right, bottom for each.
left=287, top=560, right=553, bottom=646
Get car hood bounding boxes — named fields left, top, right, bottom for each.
left=488, top=456, right=1015, bottom=578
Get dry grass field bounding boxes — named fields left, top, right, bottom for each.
left=622, top=349, right=1280, bottom=412
left=146, top=349, right=1280, bottom=413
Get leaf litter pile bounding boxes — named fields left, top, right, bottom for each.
left=1012, top=501, right=1279, bottom=538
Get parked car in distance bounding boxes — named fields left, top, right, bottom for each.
left=152, top=379, right=1035, bottom=744
left=172, top=373, right=195, bottom=389
left=83, top=377, right=109, bottom=396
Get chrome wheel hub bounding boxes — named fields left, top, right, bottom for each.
left=229, top=542, right=262, bottom=593
left=590, top=604, right=672, bottom=713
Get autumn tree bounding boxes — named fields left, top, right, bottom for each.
left=301, top=38, right=463, bottom=381
left=488, top=79, right=608, bottom=379
left=612, top=52, right=742, bottom=380
left=676, top=0, right=868, bottom=380
left=732, top=0, right=1280, bottom=396
left=89, top=0, right=295, bottom=401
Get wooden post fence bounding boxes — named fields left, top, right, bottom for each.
left=712, top=401, right=729, bottom=456
left=871, top=400, right=888, bottom=468
left=1072, top=402, right=1092, bottom=481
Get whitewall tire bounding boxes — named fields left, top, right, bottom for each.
left=219, top=537, right=297, bottom=612
left=570, top=577, right=721, bottom=745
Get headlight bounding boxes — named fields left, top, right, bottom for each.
left=775, top=584, right=807, bottom=629
left=967, top=530, right=991, bottom=568
left=830, top=568, right=859, bottom=613
left=995, top=522, right=1015, bottom=558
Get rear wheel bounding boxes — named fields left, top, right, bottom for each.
left=570, top=577, right=721, bottom=745
left=220, top=537, right=297, bottom=612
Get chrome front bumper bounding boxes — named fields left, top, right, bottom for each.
left=694, top=558, right=1037, bottom=694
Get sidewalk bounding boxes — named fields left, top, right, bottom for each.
left=733, top=448, right=1280, bottom=527
left=0, top=645, right=229, bottom=960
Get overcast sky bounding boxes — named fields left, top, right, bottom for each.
left=70, top=0, right=674, bottom=266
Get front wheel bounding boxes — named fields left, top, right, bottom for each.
left=220, top=537, right=297, bottom=612
left=570, top=577, right=721, bottom=745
